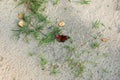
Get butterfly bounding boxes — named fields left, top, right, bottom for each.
left=55, top=35, right=70, bottom=42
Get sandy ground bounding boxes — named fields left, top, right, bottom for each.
left=0, top=0, right=120, bottom=80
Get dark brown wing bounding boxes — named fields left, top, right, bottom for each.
left=56, top=35, right=70, bottom=42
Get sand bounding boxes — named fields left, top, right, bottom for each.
left=0, top=0, right=120, bottom=80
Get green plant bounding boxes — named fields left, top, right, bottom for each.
left=13, top=1, right=62, bottom=45
left=39, top=54, right=48, bottom=70
left=12, top=25, right=33, bottom=40
left=64, top=7, right=67, bottom=11
left=53, top=0, right=60, bottom=5
left=88, top=61, right=98, bottom=67
left=79, top=0, right=91, bottom=4
left=91, top=42, right=100, bottom=49
left=18, top=0, right=48, bottom=13
left=92, top=35, right=99, bottom=39
left=39, top=27, right=61, bottom=45
left=64, top=45, right=76, bottom=53
left=24, top=12, right=47, bottom=23
left=13, top=0, right=49, bottom=42
left=102, top=68, right=108, bottom=73
left=13, top=0, right=63, bottom=45
left=74, top=64, right=85, bottom=77
left=76, top=50, right=91, bottom=57
left=92, top=20, right=104, bottom=29
left=28, top=52, right=35, bottom=56
left=92, top=33, right=103, bottom=40
left=66, top=57, right=85, bottom=77
left=50, top=63, right=60, bottom=75
left=12, top=23, right=44, bottom=43
left=102, top=53, right=108, bottom=58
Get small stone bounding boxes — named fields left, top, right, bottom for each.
left=18, top=13, right=24, bottom=19
left=101, top=38, right=108, bottom=42
left=18, top=20, right=25, bottom=27
left=0, top=56, right=3, bottom=62
left=58, top=21, right=65, bottom=27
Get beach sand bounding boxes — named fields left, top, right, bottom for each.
left=0, top=0, right=120, bottom=80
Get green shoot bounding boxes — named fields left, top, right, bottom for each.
left=74, top=64, right=85, bottom=77
left=0, top=56, right=4, bottom=62
left=64, top=7, right=67, bottom=11
left=92, top=33, right=103, bottom=39
left=50, top=63, right=60, bottom=75
left=64, top=45, right=76, bottom=53
left=92, top=20, right=104, bottom=29
left=68, top=0, right=71, bottom=2
left=53, top=0, right=60, bottom=5
left=39, top=54, right=48, bottom=70
left=89, top=61, right=98, bottom=67
left=91, top=42, right=100, bottom=49
left=66, top=57, right=85, bottom=77
left=18, top=0, right=48, bottom=13
left=12, top=25, right=34, bottom=39
left=39, top=27, right=61, bottom=45
left=80, top=0, right=91, bottom=4
left=28, top=52, right=35, bottom=56
left=92, top=35, right=99, bottom=39
left=102, top=53, right=108, bottom=58
left=24, top=12, right=47, bottom=23
left=102, top=68, right=109, bottom=73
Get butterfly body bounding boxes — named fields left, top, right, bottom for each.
left=55, top=35, right=70, bottom=42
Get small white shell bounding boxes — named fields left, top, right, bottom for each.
left=18, top=20, right=25, bottom=27
left=58, top=21, right=65, bottom=27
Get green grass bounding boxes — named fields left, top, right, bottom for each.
left=28, top=52, right=35, bottom=56
left=12, top=24, right=43, bottom=42
left=64, top=45, right=76, bottom=53
left=74, top=64, right=85, bottom=77
left=88, top=61, right=98, bottom=67
left=39, top=54, right=48, bottom=70
left=92, top=20, right=104, bottom=29
left=79, top=0, right=91, bottom=4
left=66, top=57, right=85, bottom=77
left=23, top=12, right=48, bottom=25
left=102, top=68, right=109, bottom=73
left=13, top=0, right=62, bottom=45
left=64, top=7, right=67, bottom=11
left=92, top=33, right=103, bottom=40
left=91, top=42, right=100, bottom=49
left=50, top=63, right=60, bottom=75
left=12, top=25, right=33, bottom=40
left=13, top=4, right=48, bottom=42
left=102, top=53, right=108, bottom=58
left=18, top=0, right=48, bottom=13
left=53, top=0, right=60, bottom=5
left=39, top=27, right=61, bottom=45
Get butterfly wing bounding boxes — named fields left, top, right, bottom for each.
left=56, top=35, right=69, bottom=42
left=60, top=35, right=69, bottom=42
left=56, top=35, right=62, bottom=42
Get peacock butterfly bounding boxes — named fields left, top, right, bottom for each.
left=55, top=35, right=70, bottom=42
